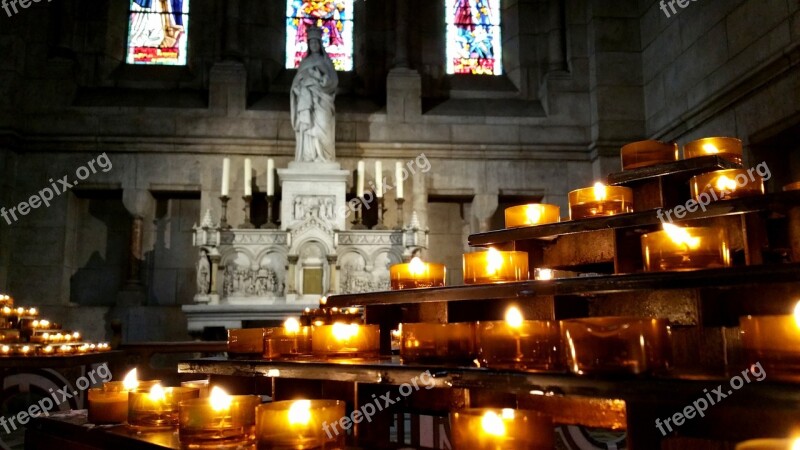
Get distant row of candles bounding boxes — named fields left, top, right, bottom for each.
left=88, top=368, right=558, bottom=449
left=220, top=157, right=408, bottom=199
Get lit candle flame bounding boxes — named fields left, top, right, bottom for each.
left=320, top=296, right=327, bottom=306
left=123, top=368, right=139, bottom=391
left=792, top=437, right=800, bottom=450
left=536, top=268, right=554, bottom=281
left=288, top=400, right=312, bottom=426
left=28, top=308, right=37, bottom=316
left=332, top=323, right=359, bottom=341
left=409, top=257, right=426, bottom=276
left=702, top=143, right=719, bottom=154
left=481, top=411, right=506, bottom=437
left=485, top=248, right=504, bottom=276
left=149, top=384, right=166, bottom=402
left=1, top=345, right=9, bottom=354
left=525, top=205, right=542, bottom=224
left=505, top=307, right=524, bottom=329
left=714, top=175, right=738, bottom=193
left=209, top=386, right=232, bottom=412
left=793, top=301, right=800, bottom=329
left=284, top=317, right=301, bottom=334
left=593, top=182, right=608, bottom=201
left=662, top=223, right=701, bottom=251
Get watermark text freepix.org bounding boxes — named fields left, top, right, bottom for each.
left=2, top=0, right=53, bottom=18
left=322, top=370, right=435, bottom=438
left=659, top=0, right=702, bottom=18
left=1, top=153, right=113, bottom=226
left=0, top=363, right=112, bottom=434
left=656, top=161, right=770, bottom=225
left=655, top=362, right=766, bottom=436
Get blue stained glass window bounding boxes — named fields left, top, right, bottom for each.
left=126, top=0, right=190, bottom=65
left=446, top=0, right=502, bottom=75
left=286, top=0, right=354, bottom=72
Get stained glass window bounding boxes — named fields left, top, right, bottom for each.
left=446, top=0, right=502, bottom=75
left=126, top=0, right=190, bottom=66
left=286, top=0, right=354, bottom=71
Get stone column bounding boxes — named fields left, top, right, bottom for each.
left=223, top=0, right=242, bottom=61
left=471, top=194, right=499, bottom=234
left=394, top=0, right=409, bottom=68
left=327, top=255, right=338, bottom=295
left=287, top=255, right=299, bottom=295
left=386, top=0, right=421, bottom=123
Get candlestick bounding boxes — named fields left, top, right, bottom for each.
left=357, top=160, right=365, bottom=198
left=244, top=158, right=252, bottom=197
left=684, top=137, right=743, bottom=165
left=390, top=257, right=446, bottom=289
left=561, top=317, right=672, bottom=375
left=395, top=197, right=405, bottom=230
left=262, top=195, right=278, bottom=229
left=256, top=400, right=345, bottom=449
left=375, top=161, right=383, bottom=197
left=240, top=195, right=255, bottom=229
left=641, top=224, right=730, bottom=271
left=395, top=162, right=404, bottom=199
left=463, top=248, right=529, bottom=284
left=219, top=195, right=231, bottom=230
left=351, top=201, right=367, bottom=230
left=568, top=183, right=634, bottom=219
left=690, top=168, right=765, bottom=202
left=450, top=408, right=554, bottom=450
left=477, top=306, right=562, bottom=371
left=266, top=158, right=275, bottom=196
left=221, top=158, right=230, bottom=197
left=373, top=196, right=388, bottom=230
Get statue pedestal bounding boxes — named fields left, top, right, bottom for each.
left=278, top=162, right=350, bottom=231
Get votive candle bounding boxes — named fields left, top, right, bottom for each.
left=504, top=204, right=560, bottom=228
left=389, top=257, right=446, bottom=290
left=568, top=183, right=634, bottom=219
left=128, top=385, right=199, bottom=430
left=641, top=224, right=730, bottom=272
left=463, top=248, right=528, bottom=284
left=311, top=323, right=380, bottom=357
left=684, top=137, right=743, bottom=165
left=450, top=408, right=554, bottom=450
left=256, top=400, right=345, bottom=449
left=477, top=307, right=562, bottom=371
left=178, top=387, right=260, bottom=446
left=690, top=168, right=764, bottom=202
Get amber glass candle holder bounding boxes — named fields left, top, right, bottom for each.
left=684, top=137, right=743, bottom=165
left=389, top=258, right=446, bottom=290
left=227, top=328, right=266, bottom=355
left=450, top=408, right=554, bottom=450
left=181, top=380, right=210, bottom=398
left=255, top=400, right=345, bottom=449
left=568, top=184, right=633, bottom=219
left=740, top=312, right=800, bottom=379
left=477, top=320, right=562, bottom=371
left=783, top=181, right=800, bottom=192
left=311, top=324, right=380, bottom=357
left=642, top=225, right=730, bottom=272
left=264, top=326, right=312, bottom=359
left=179, top=395, right=260, bottom=447
left=620, top=140, right=679, bottom=170
left=400, top=323, right=476, bottom=364
left=504, top=204, right=561, bottom=228
left=561, top=317, right=672, bottom=376
left=88, top=382, right=131, bottom=424
left=128, top=386, right=200, bottom=430
left=690, top=168, right=764, bottom=203
left=463, top=249, right=528, bottom=284
left=735, top=438, right=800, bottom=450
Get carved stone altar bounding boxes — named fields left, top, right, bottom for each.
left=184, top=162, right=427, bottom=333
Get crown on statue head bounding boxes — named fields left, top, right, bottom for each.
left=307, top=27, right=323, bottom=40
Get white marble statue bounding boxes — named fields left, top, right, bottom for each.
left=291, top=27, right=338, bottom=163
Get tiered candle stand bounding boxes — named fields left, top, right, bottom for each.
left=175, top=159, right=800, bottom=450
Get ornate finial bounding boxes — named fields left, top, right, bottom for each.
left=201, top=209, right=216, bottom=228
left=409, top=211, right=421, bottom=229
left=307, top=27, right=323, bottom=41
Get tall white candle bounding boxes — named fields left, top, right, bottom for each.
left=375, top=161, right=383, bottom=198
left=395, top=162, right=404, bottom=199
left=244, top=158, right=252, bottom=197
left=221, top=158, right=230, bottom=197
left=357, top=161, right=365, bottom=198
left=266, top=158, right=275, bottom=196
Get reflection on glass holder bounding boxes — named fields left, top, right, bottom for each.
left=690, top=169, right=764, bottom=202
left=401, top=322, right=476, bottom=364
left=450, top=408, right=554, bottom=450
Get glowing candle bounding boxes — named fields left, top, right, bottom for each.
left=684, top=137, right=743, bottom=165
left=641, top=224, right=730, bottom=272
left=463, top=248, right=529, bottom=284
left=450, top=408, right=554, bottom=450
left=311, top=323, right=380, bottom=357
left=568, top=183, right=634, bottom=219
left=178, top=386, right=259, bottom=446
left=88, top=369, right=144, bottom=424
left=256, top=400, right=345, bottom=448
left=690, top=168, right=764, bottom=202
left=735, top=438, right=800, bottom=450
left=128, top=384, right=199, bottom=429
left=264, top=318, right=311, bottom=359
left=221, top=158, right=230, bottom=197
left=504, top=204, right=560, bottom=228
left=477, top=307, right=562, bottom=371
left=389, top=257, right=446, bottom=290
left=740, top=301, right=800, bottom=380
